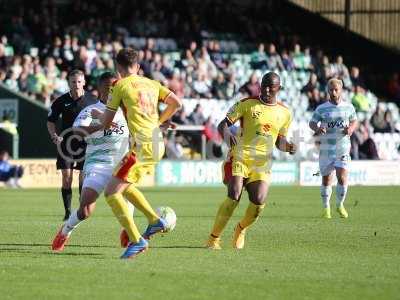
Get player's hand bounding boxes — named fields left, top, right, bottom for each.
left=91, top=108, right=103, bottom=119
left=109, top=122, right=118, bottom=129
left=342, top=126, right=352, bottom=136
left=51, top=133, right=63, bottom=145
left=316, top=126, right=327, bottom=135
left=287, top=142, right=297, bottom=155
left=159, top=120, right=177, bottom=131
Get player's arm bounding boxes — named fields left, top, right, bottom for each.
left=93, top=108, right=116, bottom=129
left=217, top=118, right=237, bottom=146
left=96, top=81, right=121, bottom=129
left=343, top=119, right=357, bottom=136
left=218, top=101, right=243, bottom=146
left=73, top=123, right=104, bottom=136
left=72, top=108, right=104, bottom=136
left=309, top=109, right=326, bottom=135
left=309, top=121, right=326, bottom=135
left=46, top=99, right=63, bottom=144
left=276, top=113, right=296, bottom=154
left=343, top=106, right=358, bottom=136
left=275, top=135, right=296, bottom=154
left=159, top=92, right=182, bottom=125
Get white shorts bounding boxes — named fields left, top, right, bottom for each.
left=82, top=168, right=112, bottom=194
left=319, top=155, right=350, bottom=176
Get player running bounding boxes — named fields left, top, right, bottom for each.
left=206, top=72, right=297, bottom=250
left=94, top=48, right=182, bottom=259
left=51, top=72, right=133, bottom=251
left=309, top=78, right=357, bottom=219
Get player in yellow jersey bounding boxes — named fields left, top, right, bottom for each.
left=95, top=48, right=182, bottom=259
left=206, top=72, right=297, bottom=250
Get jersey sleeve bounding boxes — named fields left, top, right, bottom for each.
left=310, top=107, right=322, bottom=123
left=349, top=105, right=357, bottom=122
left=226, top=102, right=244, bottom=124
left=106, top=83, right=122, bottom=111
left=157, top=82, right=172, bottom=102
left=279, top=111, right=292, bottom=137
left=47, top=98, right=62, bottom=122
left=73, top=107, right=93, bottom=128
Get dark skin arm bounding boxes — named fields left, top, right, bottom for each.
left=217, top=118, right=237, bottom=147
left=275, top=135, right=297, bottom=155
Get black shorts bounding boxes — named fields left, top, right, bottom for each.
left=56, top=154, right=85, bottom=170
left=56, top=139, right=86, bottom=170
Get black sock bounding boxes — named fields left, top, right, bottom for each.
left=61, top=188, right=72, bottom=214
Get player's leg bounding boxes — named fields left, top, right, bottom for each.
left=232, top=180, right=268, bottom=249
left=114, top=159, right=166, bottom=239
left=335, top=167, right=349, bottom=218
left=319, top=159, right=334, bottom=219
left=60, top=168, right=73, bottom=220
left=105, top=176, right=148, bottom=259
left=52, top=187, right=98, bottom=251
left=206, top=175, right=243, bottom=249
left=321, top=173, right=334, bottom=218
left=121, top=165, right=163, bottom=239
left=78, top=170, right=84, bottom=196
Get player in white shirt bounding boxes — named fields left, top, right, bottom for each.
left=52, top=72, right=133, bottom=251
left=309, top=78, right=358, bottom=219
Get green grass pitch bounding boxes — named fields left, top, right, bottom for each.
left=0, top=186, right=399, bottom=300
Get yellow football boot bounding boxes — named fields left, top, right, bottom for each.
left=232, top=223, right=246, bottom=249
left=337, top=206, right=349, bottom=218
left=322, top=207, right=332, bottom=219
left=206, top=235, right=221, bottom=250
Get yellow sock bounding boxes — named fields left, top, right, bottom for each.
left=106, top=193, right=141, bottom=243
left=123, top=184, right=159, bottom=224
left=239, top=202, right=266, bottom=229
left=210, top=197, right=239, bottom=237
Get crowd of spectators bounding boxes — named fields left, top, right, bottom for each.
left=0, top=0, right=399, bottom=161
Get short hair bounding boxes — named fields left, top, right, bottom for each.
left=261, top=71, right=280, bottom=89
left=68, top=69, right=85, bottom=79
left=98, top=71, right=116, bottom=85
left=116, top=48, right=139, bottom=68
left=327, top=78, right=343, bottom=89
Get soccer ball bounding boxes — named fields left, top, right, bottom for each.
left=155, top=206, right=177, bottom=232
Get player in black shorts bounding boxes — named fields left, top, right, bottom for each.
left=46, top=70, right=97, bottom=220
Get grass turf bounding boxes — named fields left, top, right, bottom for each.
left=0, top=186, right=399, bottom=300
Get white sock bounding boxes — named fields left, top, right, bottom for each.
left=336, top=184, right=348, bottom=208
left=320, top=185, right=332, bottom=208
left=62, top=210, right=82, bottom=236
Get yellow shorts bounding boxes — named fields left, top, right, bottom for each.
left=113, top=142, right=165, bottom=184
left=222, top=158, right=271, bottom=185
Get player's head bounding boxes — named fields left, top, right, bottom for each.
left=327, top=78, right=343, bottom=103
left=0, top=150, right=9, bottom=161
left=260, top=72, right=281, bottom=103
left=115, top=48, right=140, bottom=77
left=67, top=69, right=85, bottom=92
left=97, top=71, right=117, bottom=103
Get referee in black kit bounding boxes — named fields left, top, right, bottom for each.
left=46, top=70, right=97, bottom=220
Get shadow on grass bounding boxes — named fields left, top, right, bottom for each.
left=150, top=245, right=205, bottom=249
left=0, top=243, right=115, bottom=249
left=0, top=248, right=104, bottom=257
